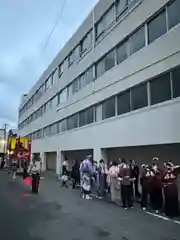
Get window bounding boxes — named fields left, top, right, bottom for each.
left=96, top=50, right=115, bottom=78
left=116, top=0, right=128, bottom=17
left=117, top=89, right=130, bottom=115
left=104, top=6, right=115, bottom=32
left=79, top=107, right=94, bottom=127
left=128, top=0, right=139, bottom=9
left=131, top=82, right=148, bottom=110
left=67, top=114, right=78, bottom=130
left=172, top=67, right=180, bottom=98
left=63, top=57, right=69, bottom=71
left=52, top=68, right=58, bottom=84
left=130, top=26, right=145, bottom=55
left=44, top=100, right=52, bottom=113
left=50, top=123, right=58, bottom=136
left=72, top=78, right=79, bottom=94
left=52, top=95, right=58, bottom=108
left=105, top=50, right=115, bottom=72
left=117, top=40, right=129, bottom=64
left=95, top=104, right=102, bottom=122
left=150, top=73, right=171, bottom=105
left=61, top=119, right=67, bottom=132
left=168, top=0, right=180, bottom=30
left=35, top=130, right=42, bottom=139
left=45, top=76, right=52, bottom=91
left=69, top=46, right=79, bottom=66
left=102, top=97, right=115, bottom=120
left=59, top=63, right=63, bottom=76
left=96, top=6, right=114, bottom=40
left=86, top=67, right=93, bottom=85
left=79, top=73, right=86, bottom=89
left=96, top=19, right=104, bottom=39
left=58, top=88, right=68, bottom=105
left=148, top=11, right=167, bottom=44
left=44, top=126, right=50, bottom=138
left=96, top=58, right=105, bottom=79
left=67, top=84, right=73, bottom=98
left=80, top=30, right=92, bottom=56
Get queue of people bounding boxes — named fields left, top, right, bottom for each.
left=61, top=155, right=180, bottom=218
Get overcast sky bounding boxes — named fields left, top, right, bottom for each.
left=0, top=0, right=98, bottom=129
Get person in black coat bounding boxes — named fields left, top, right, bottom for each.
left=130, top=160, right=141, bottom=199
left=71, top=160, right=80, bottom=189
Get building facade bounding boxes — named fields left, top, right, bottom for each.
left=18, top=0, right=180, bottom=174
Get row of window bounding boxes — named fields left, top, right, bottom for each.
left=96, top=0, right=180, bottom=78
left=18, top=66, right=94, bottom=130
left=27, top=65, right=180, bottom=141
left=19, top=0, right=180, bottom=129
left=19, top=0, right=143, bottom=117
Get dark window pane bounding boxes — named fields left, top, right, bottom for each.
left=102, top=97, right=115, bottom=120
left=172, top=67, right=180, bottom=98
left=61, top=119, right=67, bottom=132
left=131, top=82, right=148, bottom=110
left=116, top=0, right=128, bottom=16
left=79, top=107, right=94, bottom=127
left=168, top=0, right=180, bottom=30
left=117, top=90, right=130, bottom=115
left=150, top=73, right=171, bottom=105
left=105, top=50, right=115, bottom=71
left=86, top=107, right=94, bottom=124
left=67, top=114, right=78, bottom=130
left=148, top=11, right=167, bottom=44
left=96, top=59, right=105, bottom=78
left=86, top=67, right=93, bottom=84
left=117, top=40, right=129, bottom=64
left=79, top=110, right=86, bottom=127
left=130, top=26, right=145, bottom=55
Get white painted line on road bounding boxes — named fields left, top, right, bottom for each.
left=146, top=211, right=180, bottom=225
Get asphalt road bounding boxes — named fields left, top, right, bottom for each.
left=0, top=171, right=179, bottom=240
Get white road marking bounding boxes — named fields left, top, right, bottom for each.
left=146, top=211, right=180, bottom=225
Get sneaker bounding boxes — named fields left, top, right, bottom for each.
left=85, top=195, right=92, bottom=200
left=142, top=207, right=146, bottom=211
left=155, top=210, right=159, bottom=214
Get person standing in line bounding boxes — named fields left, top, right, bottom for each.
left=71, top=160, right=80, bottom=189
left=163, top=161, right=180, bottom=217
left=119, top=159, right=134, bottom=209
left=80, top=154, right=94, bottom=200
left=61, top=159, right=69, bottom=187
left=97, top=159, right=106, bottom=198
left=150, top=157, right=163, bottom=213
left=107, top=161, right=120, bottom=203
left=140, top=164, right=154, bottom=210
left=130, top=160, right=140, bottom=200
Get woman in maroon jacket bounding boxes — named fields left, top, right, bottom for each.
left=140, top=165, right=155, bottom=210
left=150, top=159, right=163, bottom=213
left=163, top=162, right=180, bottom=217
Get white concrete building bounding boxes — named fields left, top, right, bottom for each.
left=18, top=0, right=180, bottom=174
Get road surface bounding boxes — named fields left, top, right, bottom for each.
left=0, top=171, right=179, bottom=240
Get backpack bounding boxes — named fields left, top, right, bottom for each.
left=81, top=160, right=91, bottom=175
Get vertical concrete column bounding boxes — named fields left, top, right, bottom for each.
left=56, top=150, right=65, bottom=176
left=40, top=152, right=45, bottom=172
left=93, top=147, right=108, bottom=165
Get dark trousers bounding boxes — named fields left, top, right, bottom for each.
left=134, top=179, right=141, bottom=198
left=141, top=187, right=148, bottom=208
left=72, top=178, right=79, bottom=189
left=164, top=194, right=180, bottom=217
left=150, top=188, right=163, bottom=211
left=121, top=185, right=133, bottom=208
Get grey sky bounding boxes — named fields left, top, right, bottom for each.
left=0, top=0, right=98, bottom=129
